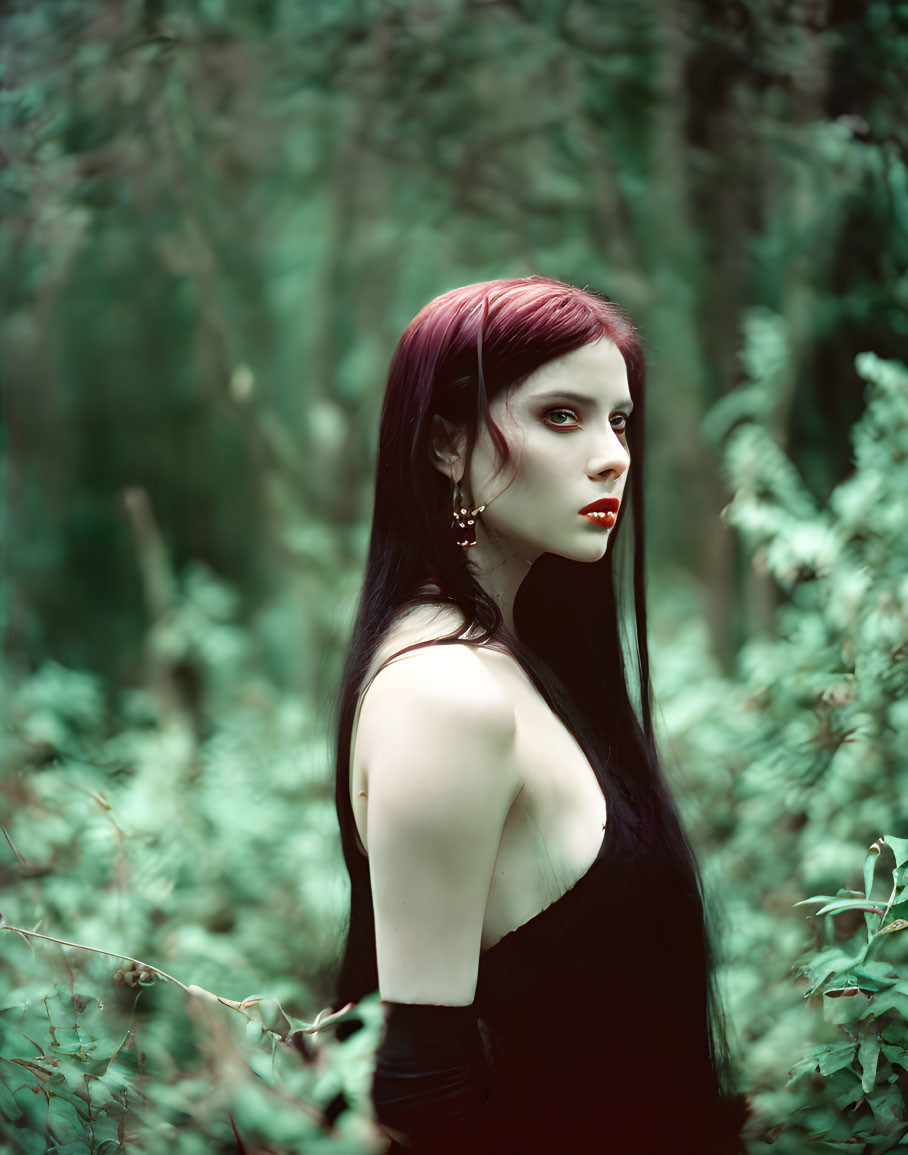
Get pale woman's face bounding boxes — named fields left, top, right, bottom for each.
left=467, top=338, right=632, bottom=565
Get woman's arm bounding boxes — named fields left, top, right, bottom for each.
left=356, top=645, right=519, bottom=1005
left=354, top=646, right=519, bottom=1150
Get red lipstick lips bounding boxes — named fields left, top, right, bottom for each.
left=579, top=497, right=620, bottom=528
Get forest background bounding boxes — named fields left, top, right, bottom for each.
left=2, top=0, right=907, bottom=1152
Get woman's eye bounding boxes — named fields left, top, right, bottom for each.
left=543, top=408, right=581, bottom=429
left=610, top=413, right=629, bottom=432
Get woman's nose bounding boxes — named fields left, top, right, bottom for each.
left=585, top=430, right=630, bottom=480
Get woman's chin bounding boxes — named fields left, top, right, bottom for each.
left=552, top=534, right=613, bottom=564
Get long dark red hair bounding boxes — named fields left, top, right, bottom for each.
left=333, top=275, right=731, bottom=1089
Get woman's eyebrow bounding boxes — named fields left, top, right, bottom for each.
left=533, top=390, right=634, bottom=413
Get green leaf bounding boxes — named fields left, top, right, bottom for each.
left=883, top=834, right=908, bottom=868
left=865, top=839, right=884, bottom=899
left=853, top=961, right=899, bottom=980
left=787, top=1054, right=820, bottom=1085
left=799, top=947, right=858, bottom=994
left=794, top=893, right=860, bottom=908
left=825, top=992, right=868, bottom=1025
left=814, top=898, right=885, bottom=917
left=0, top=1076, right=20, bottom=1122
left=862, top=988, right=908, bottom=1020
left=849, top=963, right=898, bottom=992
left=867, top=1085, right=905, bottom=1130
left=828, top=1066, right=863, bottom=1110
left=881, top=1043, right=908, bottom=1072
left=859, top=1034, right=881, bottom=1093
left=817, top=1041, right=858, bottom=1076
left=820, top=1142, right=888, bottom=1151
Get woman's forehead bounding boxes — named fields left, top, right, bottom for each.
left=506, top=339, right=631, bottom=405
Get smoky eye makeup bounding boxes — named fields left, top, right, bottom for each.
left=541, top=406, right=582, bottom=429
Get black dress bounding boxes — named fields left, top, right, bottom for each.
left=359, top=650, right=747, bottom=1154
left=472, top=789, right=746, bottom=1154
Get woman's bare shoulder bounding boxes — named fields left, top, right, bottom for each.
left=365, top=598, right=511, bottom=705
left=359, top=638, right=516, bottom=747
left=354, top=606, right=518, bottom=792
left=371, top=599, right=482, bottom=660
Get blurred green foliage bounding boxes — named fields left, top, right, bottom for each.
left=0, top=563, right=384, bottom=1152
left=656, top=345, right=908, bottom=1151
left=1, top=0, right=907, bottom=1151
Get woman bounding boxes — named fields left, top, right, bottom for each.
left=334, top=277, right=746, bottom=1154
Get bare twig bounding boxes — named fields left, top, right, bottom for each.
left=2, top=825, right=27, bottom=864
left=0, top=918, right=355, bottom=1039
left=0, top=920, right=189, bottom=989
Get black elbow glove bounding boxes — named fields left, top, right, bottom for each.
left=371, top=1002, right=492, bottom=1153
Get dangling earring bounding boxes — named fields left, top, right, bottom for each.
left=451, top=479, right=486, bottom=549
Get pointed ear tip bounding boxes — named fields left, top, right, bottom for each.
left=431, top=414, right=457, bottom=435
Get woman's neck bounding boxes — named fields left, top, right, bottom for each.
left=415, top=549, right=533, bottom=638
left=465, top=543, right=536, bottom=634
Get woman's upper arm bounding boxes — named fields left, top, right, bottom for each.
left=357, top=649, right=518, bottom=1005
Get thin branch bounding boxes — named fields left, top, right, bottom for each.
left=2, top=825, right=27, bottom=865
left=0, top=920, right=355, bottom=1037
left=0, top=921, right=189, bottom=990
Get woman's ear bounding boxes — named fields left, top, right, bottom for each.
left=429, top=415, right=466, bottom=479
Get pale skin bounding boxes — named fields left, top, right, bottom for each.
left=351, top=338, right=632, bottom=1006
